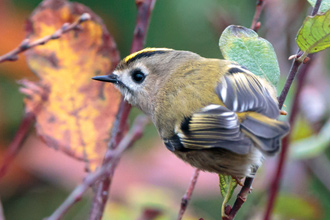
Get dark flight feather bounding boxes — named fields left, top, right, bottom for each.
left=216, top=68, right=279, bottom=119
left=240, top=113, right=290, bottom=154
left=176, top=105, right=253, bottom=155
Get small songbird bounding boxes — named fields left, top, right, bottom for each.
left=93, top=48, right=290, bottom=178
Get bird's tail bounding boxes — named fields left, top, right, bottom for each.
left=238, top=112, right=290, bottom=155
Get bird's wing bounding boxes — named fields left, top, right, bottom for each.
left=215, top=64, right=290, bottom=154
left=164, top=64, right=288, bottom=155
left=215, top=64, right=279, bottom=119
left=164, top=105, right=253, bottom=154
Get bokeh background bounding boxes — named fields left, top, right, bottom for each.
left=1, top=0, right=330, bottom=219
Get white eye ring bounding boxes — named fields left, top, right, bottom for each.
left=131, top=69, right=146, bottom=84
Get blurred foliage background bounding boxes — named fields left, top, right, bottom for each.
left=1, top=0, right=330, bottom=219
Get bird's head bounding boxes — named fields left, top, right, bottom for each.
left=92, top=48, right=200, bottom=113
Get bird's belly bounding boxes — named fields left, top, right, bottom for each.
left=173, top=148, right=263, bottom=178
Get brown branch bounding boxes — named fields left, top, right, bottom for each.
left=0, top=80, right=49, bottom=181
left=311, top=0, right=323, bottom=15
left=264, top=54, right=316, bottom=220
left=0, top=13, right=91, bottom=64
left=218, top=2, right=268, bottom=219
left=278, top=55, right=302, bottom=109
left=250, top=0, right=265, bottom=31
left=88, top=1, right=156, bottom=219
left=45, top=116, right=149, bottom=220
left=177, top=169, right=200, bottom=220
left=0, top=112, right=35, bottom=180
left=130, top=0, right=157, bottom=54
left=263, top=0, right=323, bottom=218
left=223, top=177, right=254, bottom=220
left=278, top=0, right=322, bottom=108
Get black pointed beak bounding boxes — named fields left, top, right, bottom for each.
left=92, top=74, right=118, bottom=84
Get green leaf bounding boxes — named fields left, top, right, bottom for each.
left=219, top=174, right=238, bottom=219
left=296, top=10, right=330, bottom=59
left=219, top=25, right=280, bottom=86
left=290, top=119, right=330, bottom=159
left=307, top=0, right=330, bottom=13
left=219, top=174, right=237, bottom=199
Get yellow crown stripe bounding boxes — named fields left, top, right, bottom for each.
left=124, top=47, right=173, bottom=63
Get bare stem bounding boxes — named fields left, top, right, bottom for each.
left=0, top=81, right=48, bottom=181
left=177, top=169, right=200, bottom=220
left=278, top=56, right=301, bottom=109
left=45, top=116, right=149, bottom=220
left=278, top=0, right=322, bottom=107
left=263, top=1, right=323, bottom=218
left=0, top=13, right=91, bottom=64
left=0, top=112, right=35, bottom=180
left=219, top=2, right=268, bottom=219
left=222, top=177, right=254, bottom=220
left=250, top=0, right=265, bottom=31
left=311, top=0, right=323, bottom=16
left=264, top=54, right=316, bottom=220
left=88, top=1, right=157, bottom=219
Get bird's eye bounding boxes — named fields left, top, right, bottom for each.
left=131, top=69, right=146, bottom=84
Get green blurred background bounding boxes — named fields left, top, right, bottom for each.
left=1, top=0, right=330, bottom=219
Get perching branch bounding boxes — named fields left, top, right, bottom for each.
left=0, top=80, right=49, bottom=181
left=264, top=54, right=316, bottom=220
left=278, top=0, right=322, bottom=108
left=215, top=2, right=268, bottom=220
left=250, top=0, right=265, bottom=31
left=0, top=13, right=91, bottom=64
left=278, top=55, right=302, bottom=109
left=264, top=0, right=323, bottom=218
left=89, top=1, right=157, bottom=219
left=45, top=116, right=149, bottom=220
left=223, top=177, right=254, bottom=220
left=177, top=168, right=200, bottom=220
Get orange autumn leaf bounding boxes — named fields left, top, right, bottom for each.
left=23, top=0, right=121, bottom=170
left=0, top=2, right=33, bottom=79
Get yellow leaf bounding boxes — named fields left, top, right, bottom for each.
left=23, top=0, right=121, bottom=171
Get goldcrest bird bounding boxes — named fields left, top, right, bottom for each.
left=92, top=48, right=290, bottom=178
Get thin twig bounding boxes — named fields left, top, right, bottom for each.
left=263, top=0, right=323, bottom=218
left=130, top=0, right=157, bottom=53
left=0, top=13, right=91, bottom=63
left=89, top=0, right=156, bottom=219
left=46, top=116, right=149, bottom=220
left=0, top=112, right=35, bottom=180
left=278, top=0, right=322, bottom=108
left=177, top=169, right=200, bottom=220
left=223, top=177, right=254, bottom=220
left=264, top=54, right=316, bottom=220
left=311, top=0, right=323, bottom=15
left=251, top=0, right=265, bottom=31
left=278, top=56, right=302, bottom=109
left=0, top=80, right=49, bottom=181
left=217, top=2, right=267, bottom=219
left=89, top=101, right=132, bottom=220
